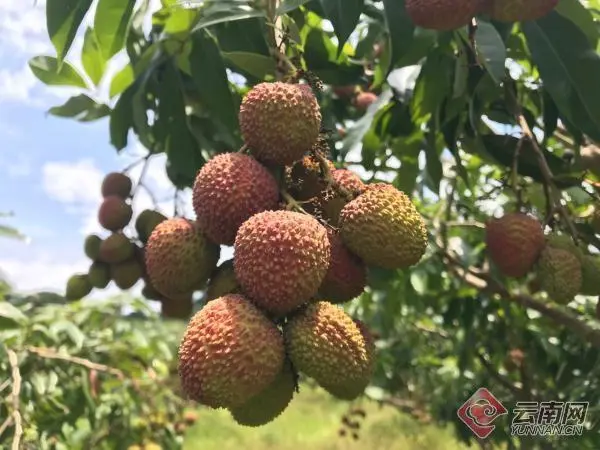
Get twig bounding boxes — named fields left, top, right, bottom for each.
left=26, top=346, right=125, bottom=379
left=237, top=144, right=248, bottom=154
left=280, top=188, right=309, bottom=214
left=7, top=350, right=22, bottom=450
left=444, top=220, right=485, bottom=229
left=138, top=182, right=159, bottom=208
left=122, top=156, right=147, bottom=174
left=508, top=91, right=578, bottom=240
left=512, top=137, right=525, bottom=207
left=132, top=155, right=152, bottom=198
left=477, top=352, right=525, bottom=398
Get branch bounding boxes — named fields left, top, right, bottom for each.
left=7, top=350, right=22, bottom=450
left=132, top=155, right=152, bottom=198
left=476, top=352, right=524, bottom=398
left=26, top=346, right=125, bottom=379
left=442, top=247, right=600, bottom=347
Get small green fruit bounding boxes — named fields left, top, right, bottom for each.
left=65, top=274, right=93, bottom=301
left=84, top=234, right=102, bottom=261
left=88, top=262, right=110, bottom=289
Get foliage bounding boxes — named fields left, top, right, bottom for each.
left=0, top=292, right=189, bottom=449
left=24, top=0, right=600, bottom=448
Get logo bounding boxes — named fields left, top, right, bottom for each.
left=457, top=388, right=508, bottom=439
left=511, top=401, right=588, bottom=436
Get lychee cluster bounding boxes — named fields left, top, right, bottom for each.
left=485, top=212, right=600, bottom=304
left=405, top=0, right=558, bottom=31
left=176, top=81, right=428, bottom=426
left=64, top=172, right=200, bottom=319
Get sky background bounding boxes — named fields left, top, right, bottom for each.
left=0, top=0, right=199, bottom=296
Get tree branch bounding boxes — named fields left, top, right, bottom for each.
left=6, top=350, right=22, bottom=450
left=26, top=346, right=125, bottom=379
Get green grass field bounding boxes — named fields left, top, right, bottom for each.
left=182, top=385, right=470, bottom=450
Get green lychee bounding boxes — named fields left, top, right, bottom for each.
left=284, top=301, right=375, bottom=400
left=65, top=274, right=93, bottom=301
left=111, top=259, right=143, bottom=290
left=88, top=262, right=110, bottom=289
left=84, top=234, right=102, bottom=261
left=135, top=209, right=167, bottom=243
left=339, top=183, right=427, bottom=270
left=99, top=233, right=134, bottom=263
left=205, top=260, right=240, bottom=301
left=536, top=247, right=582, bottom=304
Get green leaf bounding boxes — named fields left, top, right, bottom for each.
left=190, top=30, right=239, bottom=135
left=381, top=0, right=414, bottom=70
left=523, top=11, right=600, bottom=142
left=48, top=94, right=111, bottom=122
left=110, top=85, right=134, bottom=150
left=165, top=7, right=198, bottom=34
left=0, top=224, right=27, bottom=241
left=410, top=50, right=453, bottom=124
left=109, top=64, right=135, bottom=98
left=555, top=0, right=598, bottom=47
left=320, top=0, right=364, bottom=56
left=277, top=0, right=312, bottom=15
left=29, top=56, right=87, bottom=88
left=473, top=21, right=506, bottom=85
left=81, top=28, right=106, bottom=85
left=191, top=9, right=265, bottom=32
left=222, top=52, right=276, bottom=79
left=0, top=301, right=27, bottom=329
left=94, top=0, right=136, bottom=59
left=46, top=0, right=93, bottom=63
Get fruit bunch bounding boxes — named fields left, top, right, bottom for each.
left=405, top=0, right=558, bottom=31
left=485, top=212, right=600, bottom=304
left=173, top=81, right=428, bottom=426
left=64, top=172, right=197, bottom=318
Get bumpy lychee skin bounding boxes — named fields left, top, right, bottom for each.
left=178, top=294, right=285, bottom=409
left=485, top=0, right=558, bottom=22
left=406, top=0, right=480, bottom=31
left=339, top=183, right=427, bottom=269
left=234, top=210, right=330, bottom=316
left=318, top=231, right=367, bottom=303
left=537, top=247, right=582, bottom=304
left=284, top=301, right=375, bottom=400
left=485, top=213, right=545, bottom=278
left=145, top=218, right=220, bottom=298
left=230, top=360, right=296, bottom=427
left=192, top=153, right=279, bottom=245
left=239, top=82, right=322, bottom=166
left=101, top=172, right=132, bottom=199
left=98, top=196, right=133, bottom=231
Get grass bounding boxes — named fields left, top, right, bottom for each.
left=182, top=384, right=470, bottom=450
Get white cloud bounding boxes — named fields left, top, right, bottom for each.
left=0, top=65, right=38, bottom=103
left=0, top=0, right=52, bottom=58
left=43, top=158, right=103, bottom=205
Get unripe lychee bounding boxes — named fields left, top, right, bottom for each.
left=99, top=233, right=134, bottom=263
left=239, top=82, right=322, bottom=165
left=536, top=247, right=582, bottom=304
left=178, top=294, right=286, bottom=409
left=98, top=196, right=133, bottom=231
left=192, top=153, right=279, bottom=245
left=205, top=260, right=240, bottom=301
left=101, top=172, right=132, bottom=199
left=161, top=295, right=193, bottom=319
left=332, top=85, right=357, bottom=99
left=318, top=169, right=365, bottom=226
left=485, top=213, right=545, bottom=278
left=84, top=234, right=102, bottom=261
left=339, top=183, right=427, bottom=269
left=65, top=274, right=93, bottom=301
left=111, top=259, right=143, bottom=290
left=88, top=262, right=110, bottom=289
left=135, top=209, right=167, bottom=243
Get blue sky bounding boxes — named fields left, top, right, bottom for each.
left=0, top=0, right=203, bottom=295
